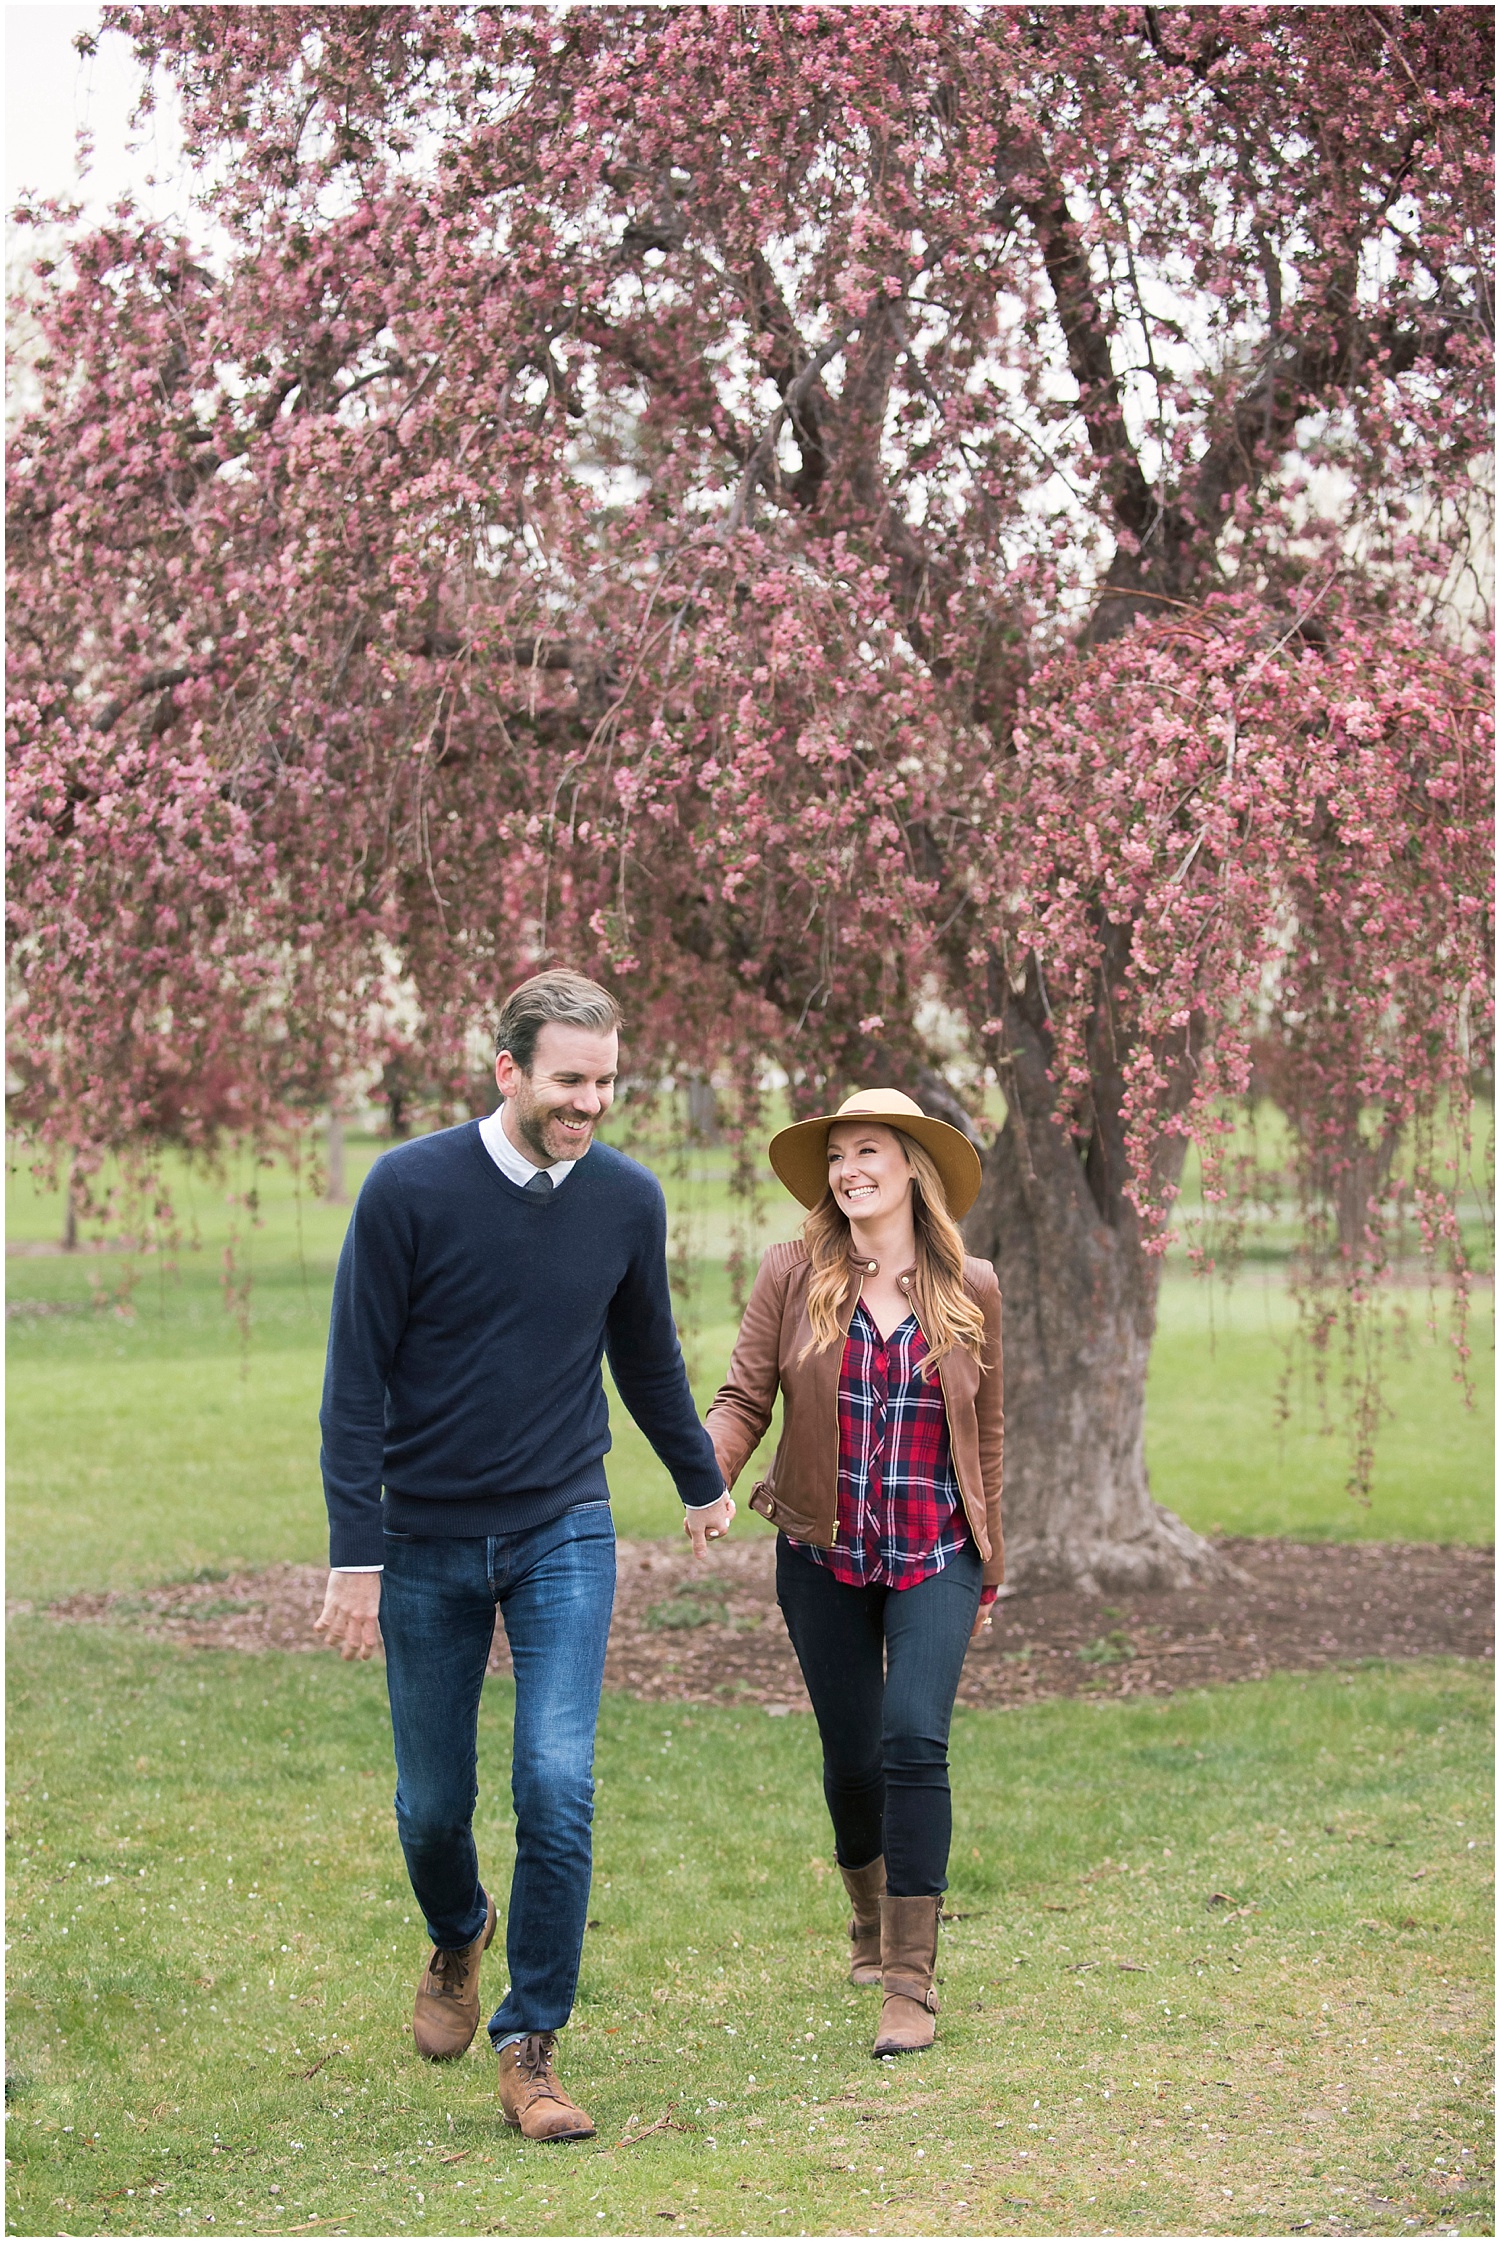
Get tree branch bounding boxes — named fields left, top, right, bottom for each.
left=725, top=317, right=859, bottom=534
left=92, top=665, right=194, bottom=735
left=1000, top=165, right=1155, bottom=538
left=739, top=247, right=832, bottom=508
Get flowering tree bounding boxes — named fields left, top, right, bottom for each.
left=8, top=6, right=1492, bottom=1585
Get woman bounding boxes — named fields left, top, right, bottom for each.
left=704, top=1089, right=1003, bottom=2059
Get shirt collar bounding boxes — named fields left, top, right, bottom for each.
left=477, top=1105, right=579, bottom=1190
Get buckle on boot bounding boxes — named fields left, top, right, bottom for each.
left=884, top=1974, right=939, bottom=2013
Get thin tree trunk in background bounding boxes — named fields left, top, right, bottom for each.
left=685, top=1076, right=722, bottom=1144
left=61, top=1163, right=79, bottom=1251
left=324, top=1113, right=348, bottom=1205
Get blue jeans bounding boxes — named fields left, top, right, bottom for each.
left=775, top=1535, right=983, bottom=1896
left=379, top=1502, right=616, bottom=2045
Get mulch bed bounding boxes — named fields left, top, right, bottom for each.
left=31, top=1537, right=1493, bottom=1709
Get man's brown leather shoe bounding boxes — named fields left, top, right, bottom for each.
left=497, top=2032, right=596, bottom=2141
left=412, top=1892, right=496, bottom=2061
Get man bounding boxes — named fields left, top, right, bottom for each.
left=315, top=970, right=735, bottom=2140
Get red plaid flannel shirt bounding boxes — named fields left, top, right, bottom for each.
left=790, top=1301, right=992, bottom=1596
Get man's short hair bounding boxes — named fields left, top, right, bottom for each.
left=495, top=970, right=623, bottom=1074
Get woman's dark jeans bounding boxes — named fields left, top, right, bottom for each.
left=775, top=1535, right=983, bottom=1897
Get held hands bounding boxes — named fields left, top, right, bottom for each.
left=313, top=1569, right=383, bottom=1661
left=683, top=1492, right=736, bottom=1562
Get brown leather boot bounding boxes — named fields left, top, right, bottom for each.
left=872, top=1893, right=940, bottom=2057
left=838, top=1856, right=886, bottom=1986
left=412, top=1892, right=496, bottom=2061
left=497, top=2031, right=596, bottom=2141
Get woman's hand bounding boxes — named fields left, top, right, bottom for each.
left=684, top=1491, right=736, bottom=1560
left=970, top=1602, right=994, bottom=1641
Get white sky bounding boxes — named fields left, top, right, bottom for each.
left=5, top=3, right=183, bottom=222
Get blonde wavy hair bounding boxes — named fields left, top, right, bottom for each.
left=799, top=1130, right=987, bottom=1376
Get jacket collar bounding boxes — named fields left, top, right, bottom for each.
left=842, top=1253, right=919, bottom=1334
left=846, top=1250, right=918, bottom=1286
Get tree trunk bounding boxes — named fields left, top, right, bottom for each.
left=922, top=997, right=1235, bottom=1593
left=61, top=1162, right=79, bottom=1252
left=685, top=1075, right=722, bottom=1145
left=324, top=1112, right=348, bottom=1205
left=963, top=1124, right=1228, bottom=1592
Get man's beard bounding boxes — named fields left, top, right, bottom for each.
left=515, top=1098, right=591, bottom=1165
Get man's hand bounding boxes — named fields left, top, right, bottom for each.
left=683, top=1493, right=736, bottom=1562
left=314, top=1569, right=383, bottom=1660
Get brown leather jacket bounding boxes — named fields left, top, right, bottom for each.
left=704, top=1239, right=1005, bottom=1588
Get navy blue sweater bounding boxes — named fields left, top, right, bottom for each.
left=319, top=1124, right=723, bottom=1566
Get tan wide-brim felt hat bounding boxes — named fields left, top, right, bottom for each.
left=768, top=1089, right=984, bottom=1219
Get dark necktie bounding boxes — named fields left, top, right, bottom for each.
left=523, top=1169, right=554, bottom=1198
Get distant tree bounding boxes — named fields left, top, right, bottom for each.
left=8, top=6, right=1492, bottom=1583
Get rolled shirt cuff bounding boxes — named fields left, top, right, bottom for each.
left=333, top=1563, right=384, bottom=1573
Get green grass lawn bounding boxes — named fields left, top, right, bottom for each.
left=6, top=1131, right=1492, bottom=1601
left=1145, top=1274, right=1492, bottom=1546
left=7, top=1126, right=1493, bottom=2236
left=7, top=1625, right=1492, bottom=2239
